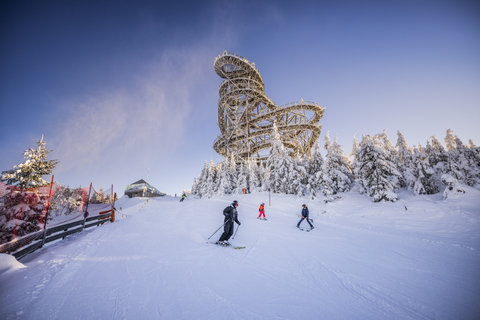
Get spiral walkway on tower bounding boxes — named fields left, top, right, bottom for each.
left=213, top=51, right=325, bottom=161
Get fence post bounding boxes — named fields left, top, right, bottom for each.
left=111, top=191, right=116, bottom=223
left=41, top=175, right=55, bottom=247
left=82, top=183, right=92, bottom=230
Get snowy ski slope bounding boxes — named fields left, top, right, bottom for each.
left=1, top=190, right=480, bottom=319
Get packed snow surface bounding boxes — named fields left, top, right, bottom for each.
left=1, top=191, right=480, bottom=319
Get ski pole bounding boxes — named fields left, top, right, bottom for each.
left=207, top=219, right=230, bottom=240
left=232, top=223, right=240, bottom=239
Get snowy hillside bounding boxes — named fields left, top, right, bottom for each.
left=1, top=191, right=480, bottom=320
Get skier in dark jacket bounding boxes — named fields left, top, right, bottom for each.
left=297, top=204, right=314, bottom=230
left=217, top=200, right=241, bottom=245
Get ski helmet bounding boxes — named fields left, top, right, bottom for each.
left=232, top=200, right=238, bottom=207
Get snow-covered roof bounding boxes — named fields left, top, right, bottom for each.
left=125, top=179, right=165, bottom=197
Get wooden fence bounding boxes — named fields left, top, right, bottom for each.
left=0, top=209, right=114, bottom=260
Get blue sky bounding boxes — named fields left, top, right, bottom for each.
left=1, top=0, right=479, bottom=195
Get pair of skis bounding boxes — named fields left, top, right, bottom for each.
left=297, top=227, right=314, bottom=232
left=207, top=242, right=246, bottom=249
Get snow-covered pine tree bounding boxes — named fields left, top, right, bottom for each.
left=1, top=135, right=58, bottom=188
left=321, top=134, right=353, bottom=202
left=288, top=156, right=306, bottom=196
left=0, top=189, right=44, bottom=244
left=428, top=136, right=449, bottom=174
left=204, top=161, right=217, bottom=198
left=444, top=129, right=457, bottom=152
left=350, top=135, right=363, bottom=193
left=50, top=185, right=84, bottom=216
left=351, top=135, right=359, bottom=161
left=411, top=146, right=438, bottom=195
left=467, top=139, right=480, bottom=186
left=267, top=123, right=291, bottom=194
left=452, top=135, right=478, bottom=186
left=441, top=129, right=476, bottom=186
left=247, top=159, right=262, bottom=192
left=191, top=177, right=199, bottom=196
left=468, top=139, right=480, bottom=167
left=256, top=160, right=268, bottom=191
left=355, top=134, right=402, bottom=202
left=213, top=162, right=223, bottom=194
left=425, top=136, right=449, bottom=191
left=378, top=131, right=403, bottom=189
left=91, top=188, right=105, bottom=204
left=216, top=160, right=232, bottom=195
left=235, top=162, right=248, bottom=194
left=395, top=130, right=414, bottom=189
left=306, top=143, right=323, bottom=199
left=196, top=161, right=209, bottom=198
left=443, top=129, right=464, bottom=184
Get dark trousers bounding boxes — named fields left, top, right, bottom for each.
left=297, top=217, right=313, bottom=228
left=219, top=221, right=234, bottom=242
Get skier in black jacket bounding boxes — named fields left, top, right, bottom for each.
left=217, top=200, right=241, bottom=245
left=297, top=204, right=314, bottom=230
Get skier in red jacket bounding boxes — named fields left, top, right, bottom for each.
left=257, top=203, right=266, bottom=220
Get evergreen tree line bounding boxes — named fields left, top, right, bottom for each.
left=192, top=128, right=480, bottom=202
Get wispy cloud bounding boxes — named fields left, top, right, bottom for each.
left=51, top=48, right=210, bottom=174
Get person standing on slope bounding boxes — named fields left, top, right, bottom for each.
left=297, top=204, right=314, bottom=230
left=217, top=200, right=241, bottom=245
left=257, top=203, right=266, bottom=219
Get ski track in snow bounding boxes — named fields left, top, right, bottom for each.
left=1, top=191, right=480, bottom=320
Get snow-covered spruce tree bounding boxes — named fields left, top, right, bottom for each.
left=378, top=131, right=403, bottom=189
left=0, top=189, right=44, bottom=244
left=49, top=185, right=84, bottom=216
left=1, top=135, right=58, bottom=188
left=444, top=132, right=478, bottom=187
left=216, top=160, right=232, bottom=195
left=267, top=123, right=291, bottom=194
left=395, top=130, right=414, bottom=189
left=355, top=134, right=402, bottom=202
left=247, top=159, right=263, bottom=192
left=228, top=154, right=238, bottom=193
left=438, top=129, right=478, bottom=187
left=256, top=160, right=269, bottom=191
left=443, top=129, right=464, bottom=184
left=321, top=134, right=353, bottom=202
left=467, top=139, right=480, bottom=186
left=411, top=146, right=438, bottom=195
left=468, top=139, right=480, bottom=167
left=204, top=160, right=217, bottom=198
left=235, top=162, right=248, bottom=194
left=191, top=177, right=199, bottom=196
left=288, top=156, right=306, bottom=196
left=306, top=143, right=323, bottom=199
left=453, top=136, right=478, bottom=186
left=428, top=136, right=449, bottom=174
left=350, top=135, right=363, bottom=193
left=425, top=136, right=449, bottom=191
left=351, top=135, right=359, bottom=160
left=195, top=161, right=209, bottom=198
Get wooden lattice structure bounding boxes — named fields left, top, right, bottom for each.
left=213, top=51, right=325, bottom=160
